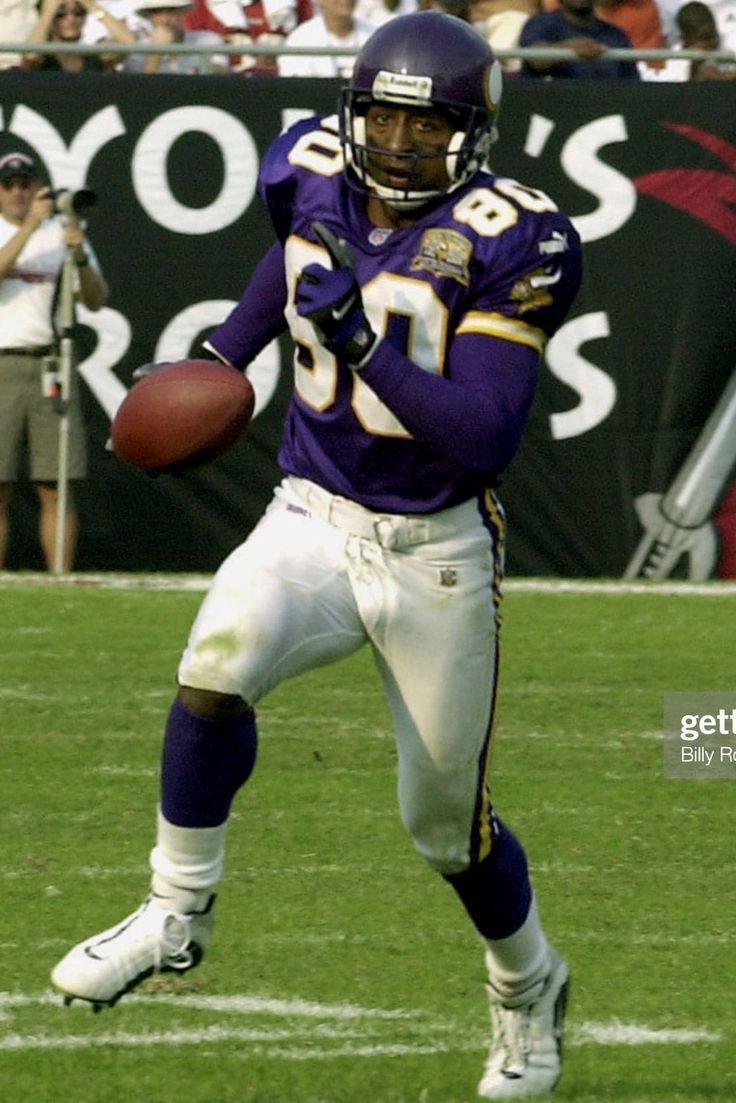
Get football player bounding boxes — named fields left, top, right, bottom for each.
left=51, top=12, right=582, bottom=1099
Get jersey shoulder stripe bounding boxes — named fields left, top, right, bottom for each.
left=456, top=310, right=548, bottom=352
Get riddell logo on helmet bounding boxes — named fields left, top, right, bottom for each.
left=372, top=70, right=433, bottom=105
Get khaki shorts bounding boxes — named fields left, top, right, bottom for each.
left=0, top=351, right=87, bottom=482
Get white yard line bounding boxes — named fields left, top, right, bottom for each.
left=248, top=1042, right=477, bottom=1059
left=574, top=1020, right=721, bottom=1045
left=2, top=572, right=736, bottom=596
left=505, top=579, right=736, bottom=597
left=0, top=991, right=415, bottom=1018
left=131, top=992, right=416, bottom=1019
left=0, top=991, right=723, bottom=1054
left=0, top=572, right=213, bottom=591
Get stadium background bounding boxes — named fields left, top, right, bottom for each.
left=1, top=74, right=734, bottom=576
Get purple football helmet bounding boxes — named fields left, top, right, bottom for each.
left=340, top=11, right=503, bottom=210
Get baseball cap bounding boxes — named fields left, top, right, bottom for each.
left=136, top=0, right=191, bottom=9
left=0, top=152, right=38, bottom=183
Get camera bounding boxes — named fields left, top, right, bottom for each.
left=50, top=188, right=97, bottom=218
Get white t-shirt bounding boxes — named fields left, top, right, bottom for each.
left=353, top=0, right=417, bottom=28
left=638, top=44, right=691, bottom=79
left=124, top=30, right=227, bottom=73
left=0, top=216, right=101, bottom=348
left=277, top=14, right=375, bottom=77
left=205, top=0, right=300, bottom=33
left=82, top=0, right=149, bottom=41
left=707, top=0, right=736, bottom=51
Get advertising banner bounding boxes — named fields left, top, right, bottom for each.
left=1, top=75, right=734, bottom=575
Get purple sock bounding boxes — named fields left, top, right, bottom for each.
left=160, top=697, right=258, bottom=828
left=444, top=819, right=533, bottom=940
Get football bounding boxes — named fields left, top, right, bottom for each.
left=111, top=359, right=255, bottom=473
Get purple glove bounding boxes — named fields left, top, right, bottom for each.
left=295, top=222, right=378, bottom=369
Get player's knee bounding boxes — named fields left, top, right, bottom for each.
left=177, top=684, right=250, bottom=720
left=420, top=846, right=468, bottom=876
left=401, top=808, right=469, bottom=875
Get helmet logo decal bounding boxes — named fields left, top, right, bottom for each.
left=410, top=229, right=473, bottom=287
left=486, top=60, right=503, bottom=111
left=372, top=70, right=433, bottom=105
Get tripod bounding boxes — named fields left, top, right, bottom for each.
left=51, top=236, right=79, bottom=575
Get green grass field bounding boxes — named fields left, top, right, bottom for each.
left=1, top=576, right=735, bottom=1102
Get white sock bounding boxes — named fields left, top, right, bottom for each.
left=484, top=895, right=551, bottom=1007
left=149, top=807, right=228, bottom=914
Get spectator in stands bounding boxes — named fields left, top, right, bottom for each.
left=183, top=0, right=312, bottom=74
left=354, top=0, right=416, bottom=26
left=683, top=0, right=736, bottom=75
left=418, top=0, right=469, bottom=15
left=595, top=0, right=666, bottom=75
left=0, top=0, right=38, bottom=67
left=277, top=0, right=373, bottom=76
left=654, top=0, right=736, bottom=76
left=23, top=0, right=135, bottom=69
left=699, top=0, right=736, bottom=52
left=80, top=0, right=150, bottom=46
left=653, top=0, right=680, bottom=41
left=519, top=0, right=640, bottom=76
left=471, top=0, right=541, bottom=72
left=126, top=0, right=227, bottom=71
left=596, top=0, right=663, bottom=43
left=653, top=0, right=736, bottom=47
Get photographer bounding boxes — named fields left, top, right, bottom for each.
left=0, top=151, right=107, bottom=571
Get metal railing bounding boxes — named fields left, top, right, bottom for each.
left=1, top=39, right=735, bottom=64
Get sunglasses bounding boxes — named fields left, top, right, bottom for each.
left=54, top=5, right=86, bottom=16
left=0, top=178, right=32, bottom=190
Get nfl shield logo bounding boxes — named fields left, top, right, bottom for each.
left=439, top=568, right=458, bottom=587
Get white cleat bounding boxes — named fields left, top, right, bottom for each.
left=51, top=894, right=215, bottom=1010
left=478, top=950, right=569, bottom=1099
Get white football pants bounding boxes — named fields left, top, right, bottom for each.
left=178, top=475, right=505, bottom=874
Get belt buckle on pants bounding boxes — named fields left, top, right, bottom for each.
left=374, top=518, right=407, bottom=550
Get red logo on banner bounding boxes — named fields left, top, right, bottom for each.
left=634, top=124, right=736, bottom=246
left=632, top=124, right=736, bottom=578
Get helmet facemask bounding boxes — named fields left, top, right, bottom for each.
left=340, top=82, right=499, bottom=212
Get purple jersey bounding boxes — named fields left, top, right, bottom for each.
left=213, top=113, right=581, bottom=514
